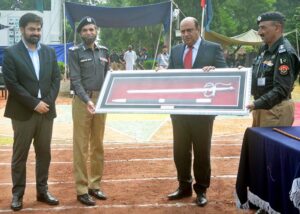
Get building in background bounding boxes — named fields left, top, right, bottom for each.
left=0, top=0, right=62, bottom=46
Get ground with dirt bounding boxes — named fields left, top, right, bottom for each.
left=0, top=80, right=299, bottom=213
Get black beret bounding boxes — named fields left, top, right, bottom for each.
left=257, top=12, right=285, bottom=24
left=77, top=16, right=96, bottom=33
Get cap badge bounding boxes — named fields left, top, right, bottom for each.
left=257, top=16, right=262, bottom=22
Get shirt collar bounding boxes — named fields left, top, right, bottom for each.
left=82, top=42, right=101, bottom=51
left=263, top=36, right=284, bottom=54
left=185, top=37, right=201, bottom=51
left=22, top=38, right=41, bottom=52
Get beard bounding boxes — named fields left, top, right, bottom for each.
left=81, top=35, right=96, bottom=45
left=24, top=35, right=40, bottom=45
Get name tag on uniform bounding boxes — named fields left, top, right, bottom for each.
left=257, top=77, right=266, bottom=86
left=80, top=58, right=92, bottom=63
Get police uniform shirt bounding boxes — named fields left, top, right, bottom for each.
left=68, top=43, right=109, bottom=103
left=251, top=36, right=298, bottom=109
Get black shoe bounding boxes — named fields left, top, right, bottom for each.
left=196, top=193, right=207, bottom=207
left=88, top=189, right=107, bottom=200
left=37, top=191, right=59, bottom=205
left=167, top=188, right=193, bottom=200
left=77, top=194, right=96, bottom=206
left=11, top=196, right=23, bottom=211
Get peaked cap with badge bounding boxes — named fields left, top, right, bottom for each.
left=257, top=11, right=285, bottom=24
left=77, top=16, right=97, bottom=33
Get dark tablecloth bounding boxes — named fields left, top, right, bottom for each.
left=236, top=126, right=300, bottom=213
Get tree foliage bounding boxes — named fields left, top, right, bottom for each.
left=98, top=0, right=165, bottom=56
left=98, top=0, right=300, bottom=52
left=1, top=0, right=299, bottom=53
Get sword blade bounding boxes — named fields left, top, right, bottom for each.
left=111, top=98, right=212, bottom=104
left=127, top=87, right=234, bottom=94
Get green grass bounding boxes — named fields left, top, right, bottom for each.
left=0, top=136, right=13, bottom=145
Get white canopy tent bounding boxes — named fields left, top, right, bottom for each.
left=205, top=28, right=299, bottom=56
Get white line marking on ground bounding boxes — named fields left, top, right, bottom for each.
left=0, top=156, right=240, bottom=165
left=0, top=175, right=236, bottom=186
left=0, top=142, right=242, bottom=151
left=146, top=117, right=170, bottom=141
left=0, top=202, right=199, bottom=212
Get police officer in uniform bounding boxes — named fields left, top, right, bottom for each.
left=247, top=12, right=300, bottom=127
left=68, top=17, right=109, bottom=206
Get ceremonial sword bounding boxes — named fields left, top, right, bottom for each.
left=126, top=82, right=234, bottom=98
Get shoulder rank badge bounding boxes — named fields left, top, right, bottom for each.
left=278, top=64, right=289, bottom=75
left=69, top=46, right=79, bottom=51
left=278, top=45, right=287, bottom=53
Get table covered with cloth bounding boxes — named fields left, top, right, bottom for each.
left=235, top=126, right=300, bottom=214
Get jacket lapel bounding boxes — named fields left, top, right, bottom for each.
left=179, top=44, right=186, bottom=68
left=38, top=47, right=45, bottom=80
left=18, top=41, right=38, bottom=80
left=193, top=40, right=206, bottom=68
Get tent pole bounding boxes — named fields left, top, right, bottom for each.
left=63, top=0, right=67, bottom=80
left=171, top=0, right=186, bottom=17
left=296, top=28, right=299, bottom=57
left=201, top=4, right=206, bottom=38
left=152, top=25, right=163, bottom=70
left=74, top=29, right=77, bottom=44
left=169, top=1, right=173, bottom=53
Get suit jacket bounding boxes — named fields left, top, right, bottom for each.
left=3, top=41, right=60, bottom=121
left=168, top=39, right=227, bottom=69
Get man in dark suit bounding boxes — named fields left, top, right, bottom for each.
left=167, top=17, right=227, bottom=207
left=2, top=13, right=60, bottom=211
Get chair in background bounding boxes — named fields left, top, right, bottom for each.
left=0, top=72, right=7, bottom=99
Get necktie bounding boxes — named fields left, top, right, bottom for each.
left=184, top=47, right=193, bottom=69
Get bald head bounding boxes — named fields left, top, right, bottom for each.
left=180, top=17, right=201, bottom=47
left=180, top=17, right=200, bottom=29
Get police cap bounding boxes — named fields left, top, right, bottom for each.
left=77, top=16, right=97, bottom=33
left=257, top=12, right=285, bottom=24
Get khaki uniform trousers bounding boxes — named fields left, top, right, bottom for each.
left=252, top=99, right=295, bottom=127
left=111, top=62, right=120, bottom=71
left=72, top=94, right=106, bottom=195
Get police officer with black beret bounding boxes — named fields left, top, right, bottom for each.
left=247, top=11, right=300, bottom=127
left=68, top=16, right=109, bottom=206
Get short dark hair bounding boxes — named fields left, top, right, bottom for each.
left=19, top=13, right=43, bottom=28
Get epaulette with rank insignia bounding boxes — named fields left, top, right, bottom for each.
left=69, top=46, right=79, bottom=51
left=278, top=45, right=287, bottom=54
left=99, top=45, right=108, bottom=51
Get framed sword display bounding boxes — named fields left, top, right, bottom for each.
left=95, top=68, right=252, bottom=115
